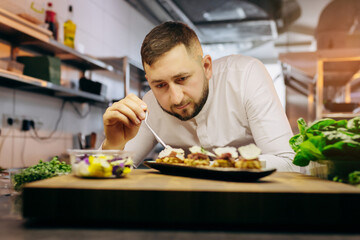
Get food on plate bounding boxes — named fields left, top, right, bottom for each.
left=235, top=144, right=262, bottom=169
left=156, top=145, right=185, bottom=164
left=153, top=144, right=265, bottom=170
left=212, top=146, right=238, bottom=168
left=184, top=146, right=211, bottom=166
left=235, top=158, right=261, bottom=169
left=71, top=152, right=133, bottom=178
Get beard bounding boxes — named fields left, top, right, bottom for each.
left=159, top=77, right=209, bottom=121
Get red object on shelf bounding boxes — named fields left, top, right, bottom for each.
left=45, top=2, right=58, bottom=40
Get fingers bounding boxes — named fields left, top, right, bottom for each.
left=127, top=93, right=147, bottom=112
left=103, top=94, right=148, bottom=127
left=103, top=109, right=134, bottom=128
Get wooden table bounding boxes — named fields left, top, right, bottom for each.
left=22, top=169, right=360, bottom=230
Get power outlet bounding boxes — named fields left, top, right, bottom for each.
left=29, top=117, right=43, bottom=129
left=2, top=114, right=21, bottom=129
left=2, top=114, right=43, bottom=130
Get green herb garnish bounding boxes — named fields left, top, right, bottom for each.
left=13, top=157, right=71, bottom=191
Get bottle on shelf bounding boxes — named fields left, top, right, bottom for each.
left=63, top=5, right=76, bottom=48
left=45, top=2, right=59, bottom=40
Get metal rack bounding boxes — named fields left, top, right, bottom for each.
left=280, top=49, right=360, bottom=122
left=315, top=53, right=360, bottom=119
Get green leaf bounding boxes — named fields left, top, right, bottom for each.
left=323, top=140, right=360, bottom=160
left=307, top=118, right=337, bottom=132
left=292, top=136, right=325, bottom=167
left=321, top=120, right=348, bottom=131
left=300, top=136, right=325, bottom=160
left=292, top=150, right=311, bottom=166
left=348, top=171, right=360, bottom=185
left=347, top=117, right=360, bottom=134
left=352, top=134, right=360, bottom=143
left=322, top=130, right=353, bottom=144
left=297, top=118, right=307, bottom=135
left=290, top=117, right=360, bottom=166
left=289, top=134, right=303, bottom=152
left=335, top=119, right=348, bottom=128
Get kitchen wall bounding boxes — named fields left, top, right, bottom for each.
left=0, top=0, right=154, bottom=168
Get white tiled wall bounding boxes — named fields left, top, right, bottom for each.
left=0, top=0, right=154, bottom=168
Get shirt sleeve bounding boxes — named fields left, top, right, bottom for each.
left=242, top=59, right=300, bottom=172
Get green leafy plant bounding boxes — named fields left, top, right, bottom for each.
left=289, top=117, right=360, bottom=166
left=348, top=171, right=360, bottom=186
left=333, top=171, right=360, bottom=186
left=13, top=156, right=71, bottom=191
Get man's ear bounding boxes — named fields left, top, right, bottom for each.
left=202, top=54, right=212, bottom=80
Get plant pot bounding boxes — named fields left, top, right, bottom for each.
left=318, top=160, right=360, bottom=180
left=309, top=161, right=328, bottom=179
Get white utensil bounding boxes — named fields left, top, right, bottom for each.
left=144, top=111, right=167, bottom=148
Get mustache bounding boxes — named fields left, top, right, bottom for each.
left=172, top=100, right=191, bottom=108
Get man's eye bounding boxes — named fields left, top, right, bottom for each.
left=178, top=76, right=188, bottom=82
left=156, top=83, right=166, bottom=88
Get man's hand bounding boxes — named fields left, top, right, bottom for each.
left=102, top=93, right=147, bottom=150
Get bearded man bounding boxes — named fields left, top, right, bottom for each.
left=102, top=21, right=299, bottom=172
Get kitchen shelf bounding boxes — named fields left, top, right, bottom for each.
left=26, top=39, right=116, bottom=72
left=0, top=8, right=147, bottom=105
left=316, top=54, right=360, bottom=120
left=0, top=69, right=108, bottom=106
left=0, top=8, right=115, bottom=72
left=322, top=112, right=359, bottom=119
left=99, top=57, right=148, bottom=97
left=99, top=57, right=145, bottom=81
left=0, top=7, right=126, bottom=106
left=280, top=49, right=360, bottom=121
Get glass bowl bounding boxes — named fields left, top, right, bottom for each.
left=67, top=149, right=133, bottom=178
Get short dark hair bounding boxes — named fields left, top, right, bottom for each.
left=141, top=21, right=200, bottom=67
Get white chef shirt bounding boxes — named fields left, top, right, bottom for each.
left=125, top=54, right=300, bottom=172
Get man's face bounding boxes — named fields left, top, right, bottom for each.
left=144, top=44, right=212, bottom=121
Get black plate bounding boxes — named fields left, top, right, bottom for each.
left=143, top=161, right=276, bottom=182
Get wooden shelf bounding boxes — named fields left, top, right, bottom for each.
left=0, top=8, right=147, bottom=104
left=322, top=112, right=359, bottom=119
left=0, top=8, right=115, bottom=72
left=0, top=8, right=119, bottom=105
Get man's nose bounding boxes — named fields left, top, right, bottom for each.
left=169, top=84, right=184, bottom=105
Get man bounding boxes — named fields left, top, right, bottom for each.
left=103, top=21, right=299, bottom=172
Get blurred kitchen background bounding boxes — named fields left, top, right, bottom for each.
left=0, top=0, right=359, bottom=168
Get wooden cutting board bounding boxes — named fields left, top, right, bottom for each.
left=22, top=169, right=360, bottom=229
